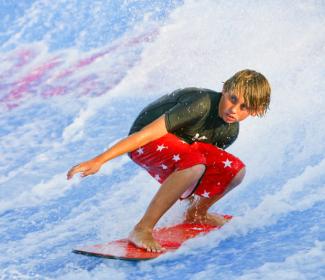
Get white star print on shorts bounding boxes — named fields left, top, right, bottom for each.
left=136, top=147, right=144, bottom=155
left=129, top=133, right=245, bottom=199
left=223, top=159, right=232, bottom=168
left=172, top=154, right=181, bottom=162
left=157, top=144, right=168, bottom=152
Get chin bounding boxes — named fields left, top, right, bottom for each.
left=223, top=116, right=237, bottom=123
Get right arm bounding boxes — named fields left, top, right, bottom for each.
left=67, top=115, right=167, bottom=180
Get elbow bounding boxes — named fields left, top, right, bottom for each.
left=132, top=131, right=152, bottom=148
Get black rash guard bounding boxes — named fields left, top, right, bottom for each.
left=128, top=88, right=239, bottom=149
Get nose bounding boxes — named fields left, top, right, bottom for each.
left=229, top=104, right=239, bottom=114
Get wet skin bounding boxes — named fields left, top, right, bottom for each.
left=67, top=90, right=253, bottom=253
left=218, top=91, right=253, bottom=123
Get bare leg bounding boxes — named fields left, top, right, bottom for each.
left=185, top=167, right=246, bottom=226
left=129, top=164, right=205, bottom=252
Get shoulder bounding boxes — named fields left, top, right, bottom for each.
left=176, top=87, right=219, bottom=107
left=175, top=87, right=218, bottom=96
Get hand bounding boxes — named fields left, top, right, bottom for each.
left=67, top=159, right=102, bottom=180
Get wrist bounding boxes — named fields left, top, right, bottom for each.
left=92, top=156, right=105, bottom=165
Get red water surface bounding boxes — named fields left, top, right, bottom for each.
left=0, top=29, right=157, bottom=111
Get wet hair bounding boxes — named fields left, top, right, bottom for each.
left=223, top=69, right=271, bottom=117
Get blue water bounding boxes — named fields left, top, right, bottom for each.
left=1, top=1, right=324, bottom=279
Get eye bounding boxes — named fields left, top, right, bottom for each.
left=229, top=95, right=238, bottom=104
left=240, top=104, right=248, bottom=111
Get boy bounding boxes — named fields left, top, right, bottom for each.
left=67, top=69, right=271, bottom=253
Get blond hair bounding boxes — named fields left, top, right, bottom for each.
left=223, top=69, right=271, bottom=117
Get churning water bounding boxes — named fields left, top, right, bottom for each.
left=0, top=1, right=324, bottom=279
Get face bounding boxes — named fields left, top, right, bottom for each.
left=218, top=91, right=253, bottom=123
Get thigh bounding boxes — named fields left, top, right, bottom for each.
left=129, top=133, right=206, bottom=184
left=192, top=142, right=245, bottom=198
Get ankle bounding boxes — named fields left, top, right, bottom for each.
left=133, top=223, right=153, bottom=233
left=186, top=206, right=208, bottom=217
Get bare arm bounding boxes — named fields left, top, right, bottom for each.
left=67, top=115, right=167, bottom=179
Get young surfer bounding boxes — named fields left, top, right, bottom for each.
left=67, top=69, right=271, bottom=253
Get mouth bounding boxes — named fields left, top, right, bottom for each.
left=224, top=113, right=237, bottom=123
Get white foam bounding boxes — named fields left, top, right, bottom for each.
left=1, top=0, right=325, bottom=279
left=237, top=241, right=324, bottom=280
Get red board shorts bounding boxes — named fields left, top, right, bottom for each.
left=129, top=133, right=245, bottom=199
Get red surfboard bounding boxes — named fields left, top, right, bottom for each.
left=73, top=214, right=232, bottom=261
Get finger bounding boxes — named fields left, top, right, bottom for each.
left=67, top=169, right=75, bottom=180
left=67, top=170, right=77, bottom=180
left=67, top=165, right=84, bottom=179
left=81, top=169, right=93, bottom=177
left=67, top=167, right=78, bottom=179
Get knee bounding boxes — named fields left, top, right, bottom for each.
left=232, top=167, right=246, bottom=186
left=192, top=164, right=206, bottom=177
left=223, top=167, right=246, bottom=195
left=184, top=164, right=206, bottom=180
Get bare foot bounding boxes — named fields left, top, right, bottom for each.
left=128, top=226, right=165, bottom=253
left=185, top=211, right=228, bottom=227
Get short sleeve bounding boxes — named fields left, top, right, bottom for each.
left=165, top=93, right=211, bottom=132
